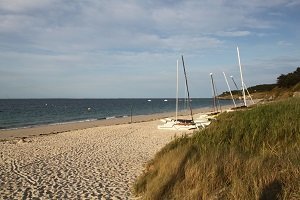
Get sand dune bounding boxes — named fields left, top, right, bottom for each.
left=0, top=120, right=187, bottom=199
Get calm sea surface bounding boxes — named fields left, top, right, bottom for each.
left=0, top=98, right=235, bottom=130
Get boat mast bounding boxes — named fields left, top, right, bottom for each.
left=237, top=46, right=247, bottom=106
left=181, top=55, right=194, bottom=122
left=223, top=72, right=237, bottom=107
left=230, top=75, right=239, bottom=90
left=176, top=59, right=179, bottom=121
left=210, top=73, right=218, bottom=112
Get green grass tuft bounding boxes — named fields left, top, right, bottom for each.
left=134, top=98, right=300, bottom=199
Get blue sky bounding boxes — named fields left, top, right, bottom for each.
left=0, top=0, right=299, bottom=98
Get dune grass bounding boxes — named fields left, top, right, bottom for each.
left=134, top=98, right=300, bottom=199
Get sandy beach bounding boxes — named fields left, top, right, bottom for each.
left=0, top=104, right=238, bottom=199
left=0, top=110, right=207, bottom=199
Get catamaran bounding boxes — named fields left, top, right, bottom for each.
left=235, top=46, right=254, bottom=108
left=158, top=56, right=197, bottom=130
left=193, top=73, right=221, bottom=127
left=223, top=71, right=237, bottom=108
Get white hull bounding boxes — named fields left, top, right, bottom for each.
left=194, top=115, right=211, bottom=128
left=158, top=120, right=197, bottom=130
left=157, top=56, right=197, bottom=131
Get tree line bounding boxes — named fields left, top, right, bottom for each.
left=277, top=67, right=300, bottom=88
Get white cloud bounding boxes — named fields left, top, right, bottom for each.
left=0, top=0, right=299, bottom=98
left=0, top=14, right=43, bottom=33
left=216, top=31, right=251, bottom=37
left=230, top=0, right=292, bottom=8
left=277, top=40, right=292, bottom=46
left=0, top=0, right=54, bottom=12
left=285, top=0, right=300, bottom=7
left=0, top=0, right=285, bottom=52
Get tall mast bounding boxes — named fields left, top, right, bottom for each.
left=176, top=59, right=179, bottom=121
left=181, top=55, right=194, bottom=122
left=210, top=73, right=218, bottom=112
left=237, top=46, right=247, bottom=106
left=223, top=72, right=237, bottom=107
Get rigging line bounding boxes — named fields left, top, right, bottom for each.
left=181, top=55, right=194, bottom=122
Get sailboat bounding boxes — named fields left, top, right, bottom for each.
left=237, top=46, right=247, bottom=107
left=158, top=56, right=197, bottom=130
left=209, top=72, right=222, bottom=114
left=235, top=46, right=254, bottom=108
left=223, top=72, right=237, bottom=108
left=193, top=73, right=221, bottom=128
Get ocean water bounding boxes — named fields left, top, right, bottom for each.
left=0, top=98, right=234, bottom=130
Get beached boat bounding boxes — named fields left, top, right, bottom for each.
left=158, top=118, right=197, bottom=130
left=223, top=72, right=237, bottom=108
left=233, top=46, right=255, bottom=108
left=209, top=72, right=221, bottom=114
left=194, top=110, right=222, bottom=128
left=193, top=73, right=223, bottom=128
left=194, top=114, right=211, bottom=128
left=158, top=56, right=197, bottom=130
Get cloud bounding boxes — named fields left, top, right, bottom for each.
left=0, top=0, right=287, bottom=53
left=285, top=0, right=300, bottom=7
left=216, top=31, right=251, bottom=37
left=277, top=40, right=292, bottom=46
left=0, top=0, right=54, bottom=12
left=0, top=0, right=299, bottom=98
left=0, top=14, right=43, bottom=33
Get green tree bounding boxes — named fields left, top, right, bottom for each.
left=277, top=67, right=300, bottom=88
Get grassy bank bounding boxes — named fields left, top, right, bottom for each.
left=134, top=98, right=300, bottom=199
left=220, top=82, right=300, bottom=100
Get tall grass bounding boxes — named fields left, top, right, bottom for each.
left=134, top=98, right=300, bottom=199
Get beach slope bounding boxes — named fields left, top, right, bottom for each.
left=0, top=120, right=186, bottom=199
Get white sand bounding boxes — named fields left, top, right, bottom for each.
left=0, top=120, right=188, bottom=199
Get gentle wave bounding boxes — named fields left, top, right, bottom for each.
left=0, top=99, right=235, bottom=130
left=49, top=119, right=98, bottom=126
left=0, top=116, right=130, bottom=131
left=106, top=115, right=128, bottom=120
left=0, top=118, right=98, bottom=131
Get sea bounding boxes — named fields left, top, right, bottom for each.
left=0, top=98, right=235, bottom=130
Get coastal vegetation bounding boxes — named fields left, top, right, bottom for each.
left=277, top=67, right=300, bottom=88
left=219, top=67, right=300, bottom=100
left=134, top=98, right=300, bottom=199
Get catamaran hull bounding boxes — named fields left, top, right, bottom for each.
left=157, top=120, right=197, bottom=130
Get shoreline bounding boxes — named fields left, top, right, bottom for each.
left=0, top=106, right=219, bottom=141
left=0, top=103, right=239, bottom=198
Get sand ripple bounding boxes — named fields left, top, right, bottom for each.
left=0, top=121, right=184, bottom=199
